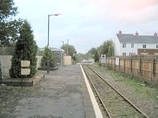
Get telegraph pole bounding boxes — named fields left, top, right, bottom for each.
left=67, top=39, right=69, bottom=55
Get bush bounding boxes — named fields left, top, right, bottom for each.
left=0, top=62, right=2, bottom=79
left=9, top=20, right=37, bottom=78
left=40, top=47, right=56, bottom=68
left=94, top=51, right=99, bottom=62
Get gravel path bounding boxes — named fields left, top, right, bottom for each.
left=0, top=65, right=95, bottom=118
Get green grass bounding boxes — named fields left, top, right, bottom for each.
left=90, top=63, right=158, bottom=101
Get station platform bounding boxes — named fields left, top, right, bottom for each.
left=0, top=65, right=102, bottom=118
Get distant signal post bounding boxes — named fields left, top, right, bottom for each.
left=101, top=54, right=106, bottom=66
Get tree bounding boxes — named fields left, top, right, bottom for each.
left=88, top=48, right=97, bottom=55
left=99, top=40, right=114, bottom=57
left=75, top=53, right=86, bottom=62
left=0, top=0, right=17, bottom=21
left=0, top=62, right=2, bottom=79
left=61, top=44, right=76, bottom=58
left=9, top=20, right=37, bottom=78
left=0, top=0, right=22, bottom=47
left=94, top=51, right=99, bottom=62
left=0, top=19, right=23, bottom=46
left=40, top=47, right=56, bottom=68
left=7, top=19, right=23, bottom=43
left=75, top=52, right=93, bottom=63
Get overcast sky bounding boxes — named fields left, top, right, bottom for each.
left=14, top=0, right=158, bottom=53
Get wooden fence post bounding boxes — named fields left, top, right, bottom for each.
left=114, top=57, right=116, bottom=71
left=130, top=58, right=132, bottom=74
left=124, top=58, right=125, bottom=73
left=139, top=58, right=142, bottom=74
left=119, top=58, right=120, bottom=71
left=113, top=57, right=114, bottom=70
left=152, top=59, right=155, bottom=81
left=111, top=57, right=112, bottom=69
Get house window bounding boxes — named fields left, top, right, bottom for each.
left=122, top=52, right=126, bottom=56
left=143, top=45, right=146, bottom=48
left=156, top=45, right=158, bottom=48
left=122, top=43, right=126, bottom=48
left=131, top=43, right=134, bottom=48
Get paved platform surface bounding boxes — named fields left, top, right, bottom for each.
left=0, top=65, right=96, bottom=118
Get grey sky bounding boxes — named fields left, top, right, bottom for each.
left=14, top=0, right=158, bottom=53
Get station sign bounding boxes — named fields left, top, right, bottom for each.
left=21, top=60, right=30, bottom=75
left=21, top=60, right=30, bottom=67
left=21, top=68, right=30, bottom=75
left=115, top=58, right=120, bottom=65
left=101, top=54, right=106, bottom=63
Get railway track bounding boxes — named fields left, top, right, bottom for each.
left=82, top=65, right=149, bottom=118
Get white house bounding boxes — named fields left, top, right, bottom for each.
left=114, top=30, right=158, bottom=56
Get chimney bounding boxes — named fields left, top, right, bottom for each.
left=135, top=31, right=139, bottom=36
left=118, top=30, right=122, bottom=34
left=154, top=32, right=157, bottom=36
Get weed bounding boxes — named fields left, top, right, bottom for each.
left=90, top=64, right=158, bottom=101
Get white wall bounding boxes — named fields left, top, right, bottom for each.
left=36, top=56, right=42, bottom=68
left=137, top=43, right=158, bottom=49
left=118, top=43, right=158, bottom=56
left=114, top=36, right=121, bottom=56
left=0, top=55, right=42, bottom=78
left=0, top=55, right=12, bottom=78
left=120, top=43, right=138, bottom=55
left=63, top=56, right=72, bottom=65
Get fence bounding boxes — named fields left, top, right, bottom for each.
left=106, top=55, right=158, bottom=84
left=0, top=55, right=42, bottom=79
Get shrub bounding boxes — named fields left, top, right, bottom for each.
left=40, top=47, right=56, bottom=68
left=9, top=20, right=37, bottom=78
left=0, top=62, right=2, bottom=79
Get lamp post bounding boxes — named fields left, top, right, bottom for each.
left=47, top=13, right=61, bottom=73
left=47, top=13, right=62, bottom=46
left=67, top=39, right=69, bottom=55
left=60, top=41, right=64, bottom=68
left=60, top=50, right=63, bottom=67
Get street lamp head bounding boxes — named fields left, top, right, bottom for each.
left=55, top=13, right=62, bottom=16
left=49, top=13, right=62, bottom=16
